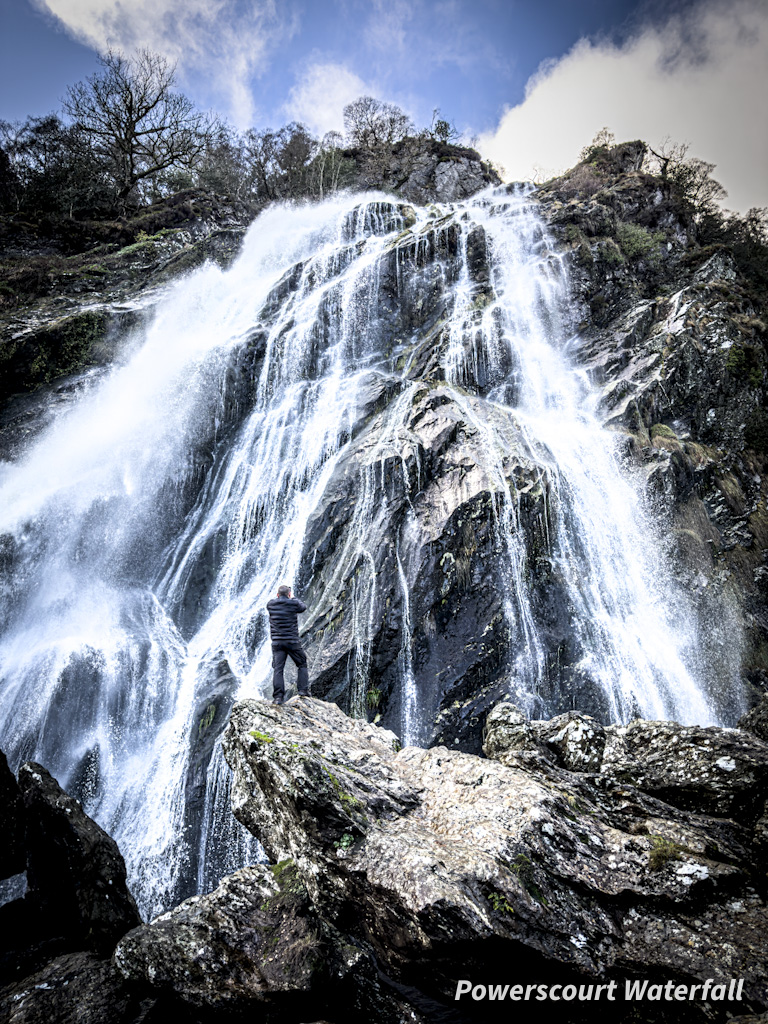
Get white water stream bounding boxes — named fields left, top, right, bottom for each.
left=0, top=188, right=735, bottom=916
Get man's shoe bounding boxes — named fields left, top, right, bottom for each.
left=298, top=692, right=311, bottom=699
left=272, top=696, right=284, bottom=706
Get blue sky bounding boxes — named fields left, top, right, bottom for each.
left=2, top=0, right=668, bottom=131
left=1, top=0, right=766, bottom=209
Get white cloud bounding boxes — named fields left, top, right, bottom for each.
left=363, top=0, right=415, bottom=57
left=32, top=0, right=293, bottom=128
left=477, top=0, right=768, bottom=212
left=283, top=61, right=371, bottom=137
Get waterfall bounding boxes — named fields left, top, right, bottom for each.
left=445, top=191, right=718, bottom=725
left=0, top=187, right=738, bottom=917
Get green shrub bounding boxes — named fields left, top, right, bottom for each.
left=650, top=423, right=677, bottom=440
left=598, top=239, right=624, bottom=267
left=488, top=892, right=514, bottom=914
left=745, top=408, right=768, bottom=455
left=563, top=223, right=585, bottom=245
left=616, top=221, right=665, bottom=263
left=726, top=344, right=763, bottom=387
left=334, top=832, right=354, bottom=851
left=648, top=834, right=684, bottom=871
left=366, top=687, right=382, bottom=709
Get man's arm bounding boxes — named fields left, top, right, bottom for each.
left=293, top=598, right=307, bottom=613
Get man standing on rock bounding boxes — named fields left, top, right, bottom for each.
left=267, top=585, right=310, bottom=705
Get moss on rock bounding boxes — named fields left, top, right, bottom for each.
left=0, top=309, right=111, bottom=398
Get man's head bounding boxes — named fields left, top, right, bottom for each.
left=277, top=585, right=292, bottom=598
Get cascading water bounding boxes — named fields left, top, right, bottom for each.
left=445, top=191, right=718, bottom=725
left=0, top=186, right=739, bottom=917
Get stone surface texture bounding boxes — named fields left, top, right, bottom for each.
left=125, top=696, right=768, bottom=1021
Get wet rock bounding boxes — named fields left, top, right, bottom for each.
left=487, top=707, right=605, bottom=771
left=115, top=863, right=425, bottom=1022
left=357, top=139, right=499, bottom=204
left=180, top=655, right=241, bottom=899
left=481, top=702, right=541, bottom=759
left=0, top=308, right=137, bottom=404
left=18, top=762, right=141, bottom=955
left=0, top=749, right=25, bottom=880
left=535, top=711, right=607, bottom=771
left=535, top=160, right=768, bottom=696
left=115, top=865, right=325, bottom=1008
left=0, top=951, right=144, bottom=1024
left=222, top=697, right=768, bottom=1017
left=600, top=719, right=768, bottom=818
left=739, top=694, right=768, bottom=743
left=483, top=705, right=606, bottom=772
left=298, top=375, right=545, bottom=746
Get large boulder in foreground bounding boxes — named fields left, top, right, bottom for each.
left=16, top=762, right=141, bottom=955
left=115, top=862, right=418, bottom=1023
left=208, top=697, right=768, bottom=1021
left=0, top=761, right=145, bottom=1022
left=0, top=951, right=141, bottom=1024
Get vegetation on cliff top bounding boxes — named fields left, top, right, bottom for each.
left=0, top=50, right=489, bottom=239
left=0, top=50, right=497, bottom=321
left=544, top=128, right=768, bottom=310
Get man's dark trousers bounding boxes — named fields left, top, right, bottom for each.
left=271, top=641, right=309, bottom=701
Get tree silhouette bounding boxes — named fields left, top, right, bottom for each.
left=64, top=50, right=213, bottom=209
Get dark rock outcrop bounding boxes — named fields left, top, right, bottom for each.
left=739, top=693, right=768, bottom=743
left=180, top=656, right=242, bottom=898
left=348, top=138, right=499, bottom=205
left=115, top=863, right=418, bottom=1022
left=1, top=759, right=141, bottom=981
left=7, top=699, right=768, bottom=1023
left=0, top=951, right=144, bottom=1024
left=0, top=749, right=25, bottom=879
left=484, top=703, right=768, bottom=816
left=534, top=152, right=768, bottom=706
left=18, top=761, right=141, bottom=955
left=0, top=188, right=254, bottom=420
left=0, top=758, right=145, bottom=1021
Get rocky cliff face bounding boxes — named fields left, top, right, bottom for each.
left=535, top=143, right=768, bottom=703
left=349, top=136, right=500, bottom=204
left=0, top=189, right=252, bottom=461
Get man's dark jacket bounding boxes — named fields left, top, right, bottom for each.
left=266, top=597, right=307, bottom=642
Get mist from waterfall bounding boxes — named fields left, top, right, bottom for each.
left=0, top=187, right=738, bottom=917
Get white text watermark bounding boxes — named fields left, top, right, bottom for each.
left=454, top=979, right=745, bottom=1003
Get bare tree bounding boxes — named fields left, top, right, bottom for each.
left=427, top=108, right=460, bottom=144
left=343, top=96, right=414, bottom=149
left=646, top=138, right=727, bottom=220
left=197, top=122, right=251, bottom=199
left=64, top=49, right=213, bottom=208
left=645, top=137, right=690, bottom=180
left=310, top=131, right=350, bottom=199
left=244, top=127, right=284, bottom=201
